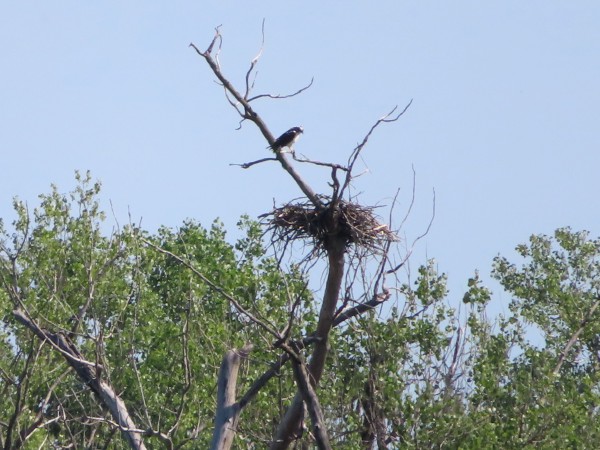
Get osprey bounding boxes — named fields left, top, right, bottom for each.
left=268, top=126, right=303, bottom=152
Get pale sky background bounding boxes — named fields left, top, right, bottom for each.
left=1, top=2, right=599, bottom=311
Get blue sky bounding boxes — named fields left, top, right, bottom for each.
left=1, top=2, right=599, bottom=309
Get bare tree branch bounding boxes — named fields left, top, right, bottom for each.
left=339, top=100, right=413, bottom=201
left=292, top=154, right=349, bottom=172
left=12, top=308, right=147, bottom=450
left=280, top=343, right=331, bottom=450
left=248, top=78, right=315, bottom=102
left=210, top=345, right=253, bottom=450
left=230, top=157, right=278, bottom=169
left=244, top=19, right=266, bottom=100
left=190, top=32, right=323, bottom=209
left=386, top=186, right=435, bottom=275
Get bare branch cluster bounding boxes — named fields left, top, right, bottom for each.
left=0, top=21, right=423, bottom=449
left=187, top=23, right=420, bottom=450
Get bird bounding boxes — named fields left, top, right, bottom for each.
left=268, top=126, right=303, bottom=153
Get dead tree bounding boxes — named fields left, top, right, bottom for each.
left=191, top=25, right=413, bottom=449
left=11, top=308, right=147, bottom=450
left=210, top=345, right=254, bottom=450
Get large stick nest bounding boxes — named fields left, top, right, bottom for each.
left=265, top=199, right=397, bottom=253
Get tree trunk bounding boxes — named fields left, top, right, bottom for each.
left=210, top=345, right=253, bottom=450
left=270, top=236, right=345, bottom=449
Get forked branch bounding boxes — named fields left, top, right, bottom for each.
left=192, top=25, right=415, bottom=450
left=279, top=343, right=331, bottom=449
left=190, top=29, right=322, bottom=208
left=248, top=78, right=314, bottom=102
left=339, top=100, right=413, bottom=200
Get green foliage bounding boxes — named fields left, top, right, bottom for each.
left=2, top=178, right=600, bottom=449
left=0, top=174, right=313, bottom=448
left=493, top=227, right=600, bottom=363
left=460, top=227, right=600, bottom=449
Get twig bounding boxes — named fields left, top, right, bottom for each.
left=386, top=186, right=435, bottom=275
left=230, top=157, right=278, bottom=169
left=248, top=78, right=315, bottom=102
left=339, top=100, right=413, bottom=201
left=292, top=155, right=349, bottom=172
left=244, top=19, right=266, bottom=100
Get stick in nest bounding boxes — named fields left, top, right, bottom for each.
left=264, top=198, right=397, bottom=254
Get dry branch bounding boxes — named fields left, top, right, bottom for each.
left=190, top=30, right=322, bottom=209
left=192, top=25, right=414, bottom=449
left=12, top=308, right=147, bottom=450
left=281, top=344, right=331, bottom=449
left=339, top=100, right=412, bottom=200
left=270, top=237, right=345, bottom=449
left=210, top=345, right=254, bottom=450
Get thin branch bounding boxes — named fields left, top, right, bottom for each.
left=248, top=78, right=315, bottom=102
left=230, top=157, right=278, bottom=169
left=396, top=166, right=418, bottom=234
left=222, top=88, right=245, bottom=118
left=292, top=155, right=349, bottom=172
left=190, top=31, right=323, bottom=208
left=274, top=273, right=310, bottom=347
left=167, top=306, right=193, bottom=437
left=244, top=19, right=266, bottom=100
left=386, top=187, right=435, bottom=275
left=443, top=325, right=463, bottom=397
left=339, top=100, right=413, bottom=201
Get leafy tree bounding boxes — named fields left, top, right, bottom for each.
left=2, top=24, right=600, bottom=450
left=3, top=185, right=600, bottom=449
left=0, top=173, right=314, bottom=448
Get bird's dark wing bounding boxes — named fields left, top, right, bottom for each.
left=267, top=127, right=303, bottom=150
left=269, top=130, right=295, bottom=150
